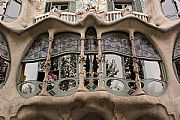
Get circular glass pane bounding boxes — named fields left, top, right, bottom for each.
left=59, top=79, right=76, bottom=91
left=148, top=81, right=164, bottom=93
left=107, top=79, right=124, bottom=91
left=20, top=83, right=35, bottom=94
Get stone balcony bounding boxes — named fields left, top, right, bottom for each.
left=34, top=10, right=148, bottom=24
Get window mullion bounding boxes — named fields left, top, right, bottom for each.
left=39, top=34, right=54, bottom=96
left=129, top=32, right=146, bottom=95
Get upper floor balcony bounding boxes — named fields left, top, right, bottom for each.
left=34, top=10, right=148, bottom=23
left=33, top=0, right=149, bottom=24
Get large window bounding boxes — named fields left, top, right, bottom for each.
left=45, top=1, right=76, bottom=13
left=18, top=31, right=166, bottom=97
left=83, top=27, right=99, bottom=90
left=161, top=0, right=180, bottom=20
left=0, top=32, right=10, bottom=88
left=18, top=32, right=80, bottom=97
left=107, top=0, right=146, bottom=13
left=102, top=32, right=165, bottom=96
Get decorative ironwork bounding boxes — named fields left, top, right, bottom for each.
left=60, top=55, right=77, bottom=78
left=0, top=58, right=8, bottom=84
left=0, top=33, right=10, bottom=60
left=134, top=32, right=160, bottom=59
left=52, top=33, right=80, bottom=55
left=102, top=32, right=131, bottom=55
left=23, top=33, right=49, bottom=61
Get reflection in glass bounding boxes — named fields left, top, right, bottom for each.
left=20, top=83, right=35, bottom=94
left=105, top=54, right=122, bottom=78
left=84, top=54, right=99, bottom=78
left=148, top=81, right=164, bottom=93
left=23, top=62, right=39, bottom=81
left=161, top=0, right=180, bottom=20
left=124, top=57, right=144, bottom=80
left=107, top=79, right=124, bottom=91
left=1, top=0, right=22, bottom=22
left=144, top=61, right=162, bottom=80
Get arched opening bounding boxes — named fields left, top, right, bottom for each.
left=84, top=27, right=99, bottom=91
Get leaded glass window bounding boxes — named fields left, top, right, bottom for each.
left=173, top=33, right=180, bottom=82
left=19, top=32, right=80, bottom=97
left=102, top=32, right=165, bottom=96
left=52, top=33, right=80, bottom=56
left=84, top=28, right=99, bottom=90
left=23, top=33, right=49, bottom=62
left=0, top=32, right=10, bottom=88
left=102, top=32, right=131, bottom=55
left=134, top=32, right=161, bottom=60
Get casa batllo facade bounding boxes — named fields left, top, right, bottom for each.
left=0, top=0, right=180, bottom=120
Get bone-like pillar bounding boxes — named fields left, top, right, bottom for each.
left=96, top=37, right=106, bottom=91
left=129, top=30, right=146, bottom=95
left=39, top=30, right=54, bottom=96
left=77, top=36, right=86, bottom=91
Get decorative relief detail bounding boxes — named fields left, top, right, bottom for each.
left=76, top=0, right=106, bottom=20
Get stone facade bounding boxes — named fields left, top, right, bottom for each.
left=0, top=0, right=180, bottom=120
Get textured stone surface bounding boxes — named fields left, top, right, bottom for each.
left=0, top=0, right=179, bottom=120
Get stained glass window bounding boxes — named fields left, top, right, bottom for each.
left=102, top=31, right=164, bottom=95
left=84, top=28, right=99, bottom=90
left=23, top=33, right=49, bottom=61
left=52, top=33, right=80, bottom=56
left=134, top=32, right=161, bottom=60
left=102, top=32, right=131, bottom=55
left=84, top=27, right=98, bottom=52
